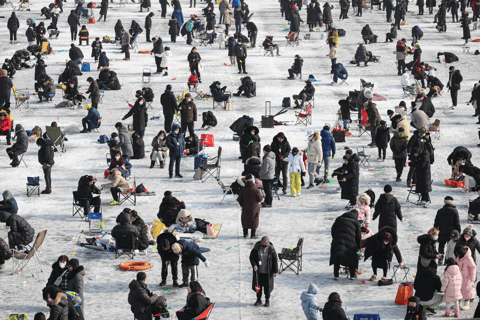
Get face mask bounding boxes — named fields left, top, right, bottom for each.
left=175, top=130, right=180, bottom=135
left=465, top=235, right=471, bottom=241
left=408, top=306, right=417, bottom=313
left=59, top=262, right=66, bottom=268
left=384, top=241, right=389, bottom=245
left=251, top=131, right=255, bottom=135
left=186, top=98, right=191, bottom=102
left=433, top=236, right=438, bottom=241
left=115, top=156, right=120, bottom=160
left=48, top=298, right=53, bottom=302
left=160, top=136, right=165, bottom=140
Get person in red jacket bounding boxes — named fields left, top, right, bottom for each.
left=0, top=111, right=12, bottom=145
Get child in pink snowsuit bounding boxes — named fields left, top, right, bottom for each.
left=441, top=258, right=463, bottom=317
left=455, top=246, right=476, bottom=310
left=353, top=193, right=371, bottom=226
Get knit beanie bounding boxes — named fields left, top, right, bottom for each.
left=68, top=258, right=80, bottom=269
left=463, top=224, right=474, bottom=236
left=246, top=174, right=255, bottom=182
left=444, top=196, right=454, bottom=205
left=384, top=184, right=392, bottom=193
left=450, top=230, right=460, bottom=240
left=263, top=145, right=271, bottom=153
left=164, top=191, right=172, bottom=197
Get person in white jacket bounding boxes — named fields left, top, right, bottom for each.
left=288, top=147, right=306, bottom=197
left=306, top=131, right=323, bottom=189
left=159, top=46, right=172, bottom=76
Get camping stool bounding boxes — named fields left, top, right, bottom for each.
left=340, top=78, right=348, bottom=85
left=462, top=46, right=470, bottom=54
left=17, top=153, right=27, bottom=168
left=88, top=211, right=103, bottom=234
left=392, top=265, right=411, bottom=283
left=26, top=176, right=40, bottom=197
left=99, top=90, right=105, bottom=103
left=294, top=71, right=302, bottom=80
left=142, top=68, right=151, bottom=83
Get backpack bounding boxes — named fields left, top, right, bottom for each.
left=135, top=183, right=146, bottom=194
left=81, top=62, right=90, bottom=72
left=282, top=97, right=291, bottom=108
left=365, top=189, right=375, bottom=208
left=98, top=134, right=109, bottom=144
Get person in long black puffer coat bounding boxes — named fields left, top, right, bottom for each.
left=307, top=3, right=317, bottom=31
left=373, top=184, right=403, bottom=233
left=122, top=96, right=148, bottom=137
left=341, top=150, right=360, bottom=207
left=416, top=228, right=441, bottom=274
left=411, top=147, right=432, bottom=207
left=330, top=210, right=361, bottom=279
left=240, top=126, right=261, bottom=163
left=99, top=0, right=108, bottom=22
left=461, top=11, right=471, bottom=44
left=404, top=296, right=427, bottom=320
left=322, top=292, right=347, bottom=320
left=375, top=120, right=390, bottom=161
left=433, top=196, right=461, bottom=265
left=323, top=2, right=333, bottom=30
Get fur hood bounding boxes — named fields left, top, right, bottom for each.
left=246, top=156, right=262, bottom=165
left=357, top=193, right=371, bottom=206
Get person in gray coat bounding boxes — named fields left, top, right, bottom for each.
left=6, top=124, right=28, bottom=167
left=260, top=145, right=276, bottom=208
left=115, top=122, right=134, bottom=158
left=121, top=29, right=131, bottom=60
left=67, top=258, right=85, bottom=310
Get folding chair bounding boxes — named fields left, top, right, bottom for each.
left=192, top=302, right=215, bottom=320
left=88, top=211, right=103, bottom=234
left=429, top=119, right=441, bottom=140
left=92, top=118, right=102, bottom=133
left=199, top=147, right=222, bottom=183
left=360, top=78, right=374, bottom=91
left=173, top=110, right=181, bottom=126
left=406, top=183, right=421, bottom=205
left=294, top=71, right=302, bottom=80
left=26, top=176, right=40, bottom=197
left=13, top=88, right=30, bottom=109
left=357, top=110, right=371, bottom=137
left=142, top=68, right=151, bottom=83
left=219, top=181, right=237, bottom=204
left=119, top=177, right=137, bottom=205
left=357, top=147, right=371, bottom=167
left=264, top=47, right=274, bottom=57
left=11, top=230, right=47, bottom=276
left=339, top=77, right=348, bottom=85
left=402, top=85, right=416, bottom=99
left=278, top=238, right=304, bottom=275
left=213, top=98, right=227, bottom=110
left=45, top=126, right=67, bottom=153
left=295, top=104, right=312, bottom=126
left=98, top=90, right=105, bottom=104
left=114, top=232, right=136, bottom=259
left=72, top=191, right=93, bottom=219
left=15, top=153, right=27, bottom=168
left=40, top=41, right=51, bottom=56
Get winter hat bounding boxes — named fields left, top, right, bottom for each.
left=292, top=4, right=297, bottom=9
left=418, top=127, right=428, bottom=138
left=103, top=170, right=111, bottom=179
left=307, top=130, right=314, bottom=136
left=68, top=258, right=80, bottom=269
left=292, top=147, right=299, bottom=155
left=399, top=101, right=406, bottom=108
left=165, top=46, right=170, bottom=51
left=463, top=224, right=474, bottom=236
left=380, top=120, right=386, bottom=126
left=164, top=190, right=172, bottom=197
left=246, top=174, right=255, bottom=182
left=1, top=70, right=7, bottom=77
left=85, top=104, right=92, bottom=110
left=276, top=132, right=285, bottom=139
left=87, top=77, right=94, bottom=82
left=450, top=230, right=460, bottom=240
left=384, top=184, right=392, bottom=193
left=263, top=145, right=271, bottom=153
left=135, top=90, right=142, bottom=96
left=364, top=90, right=373, bottom=99
left=172, top=243, right=182, bottom=255
left=95, top=37, right=100, bottom=40
left=387, top=109, right=394, bottom=117
left=444, top=196, right=454, bottom=205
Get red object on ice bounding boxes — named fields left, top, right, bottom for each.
left=361, top=280, right=366, bottom=284
left=128, top=104, right=133, bottom=108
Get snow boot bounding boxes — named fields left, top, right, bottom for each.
left=41, top=188, right=51, bottom=194
left=159, top=280, right=166, bottom=286
left=264, top=300, right=270, bottom=307
left=254, top=299, right=262, bottom=306
left=160, top=161, right=165, bottom=168
left=454, top=308, right=460, bottom=317
left=396, top=173, right=401, bottom=182
left=462, top=300, right=470, bottom=310
left=150, top=161, right=156, bottom=168
left=445, top=308, right=450, bottom=317
left=173, top=280, right=179, bottom=287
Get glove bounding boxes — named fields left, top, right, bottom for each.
left=204, top=260, right=210, bottom=267
left=302, top=172, right=306, bottom=177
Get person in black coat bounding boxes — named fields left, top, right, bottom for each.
left=322, top=293, right=347, bottom=320
left=34, top=54, right=47, bottom=82
left=91, top=38, right=103, bottom=63
left=69, top=44, right=84, bottom=65
left=271, top=132, right=291, bottom=194
left=0, top=211, right=35, bottom=249
left=67, top=10, right=81, bottom=41
left=434, top=196, right=461, bottom=265
left=447, top=66, right=463, bottom=108
left=394, top=3, right=404, bottom=30
left=461, top=11, right=471, bottom=44
left=287, top=55, right=303, bottom=80
left=201, top=111, right=217, bottom=129
left=330, top=210, right=361, bottom=279
left=168, top=17, right=178, bottom=43
left=447, top=146, right=472, bottom=167
left=234, top=40, right=248, bottom=74
left=25, top=25, right=36, bottom=45
left=413, top=266, right=442, bottom=311
left=340, top=150, right=360, bottom=207
left=37, top=138, right=55, bottom=194
left=2, top=59, right=15, bottom=79
left=188, top=47, right=202, bottom=82
left=157, top=231, right=179, bottom=287
left=43, top=287, right=70, bottom=320
left=122, top=96, right=148, bottom=137
left=112, top=212, right=140, bottom=247
left=244, top=21, right=258, bottom=47
left=411, top=147, right=432, bottom=206
left=363, top=226, right=404, bottom=280
left=35, top=22, right=46, bottom=45
left=140, top=0, right=151, bottom=12
left=338, top=96, right=356, bottom=130
left=45, top=255, right=69, bottom=291
left=385, top=23, right=397, bottom=42
left=176, top=281, right=210, bottom=320
left=76, top=175, right=101, bottom=215
left=405, top=296, right=428, bottom=320
left=416, top=228, right=441, bottom=274
left=145, top=12, right=154, bottom=42
left=323, top=2, right=333, bottom=30
left=293, top=80, right=315, bottom=108
left=114, top=20, right=123, bottom=42
left=161, top=85, right=178, bottom=133
left=99, top=0, right=108, bottom=22
left=184, top=134, right=201, bottom=155
left=355, top=43, right=368, bottom=66
left=242, top=156, right=262, bottom=178
left=7, top=12, right=19, bottom=43
left=373, top=185, right=403, bottom=233
left=249, top=236, right=278, bottom=307
left=375, top=121, right=390, bottom=161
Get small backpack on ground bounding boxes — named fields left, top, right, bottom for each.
left=98, top=134, right=109, bottom=144
left=81, top=62, right=90, bottom=72
left=282, top=97, right=291, bottom=108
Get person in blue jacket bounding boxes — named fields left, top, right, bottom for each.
left=317, top=125, right=336, bottom=182
left=81, top=104, right=100, bottom=133
left=332, top=63, right=348, bottom=85
left=0, top=190, right=18, bottom=215
left=172, top=239, right=209, bottom=288
left=300, top=283, right=322, bottom=320
left=166, top=124, right=185, bottom=179
left=172, top=8, right=184, bottom=36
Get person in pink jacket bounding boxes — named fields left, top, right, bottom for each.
left=455, top=246, right=477, bottom=310
left=441, top=258, right=463, bottom=317
left=353, top=193, right=371, bottom=225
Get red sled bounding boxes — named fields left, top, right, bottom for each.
left=89, top=17, right=96, bottom=24
left=201, top=134, right=214, bottom=147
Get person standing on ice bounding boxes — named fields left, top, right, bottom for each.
left=121, top=29, right=131, bottom=61
left=250, top=236, right=278, bottom=307
left=373, top=184, right=403, bottom=233
left=238, top=174, right=263, bottom=238
left=447, top=66, right=463, bottom=110
left=260, top=145, right=275, bottom=208
left=188, top=47, right=201, bottom=83
left=166, top=124, right=185, bottom=179
left=37, top=137, right=55, bottom=194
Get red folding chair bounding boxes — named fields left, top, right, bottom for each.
left=295, top=104, right=312, bottom=126
left=358, top=109, right=371, bottom=137
left=193, top=302, right=215, bottom=320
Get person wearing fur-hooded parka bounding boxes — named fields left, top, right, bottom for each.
left=441, top=259, right=463, bottom=313
left=242, top=156, right=262, bottom=178
left=353, top=193, right=370, bottom=225
left=455, top=246, right=476, bottom=305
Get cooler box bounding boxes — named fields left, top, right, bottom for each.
left=200, top=134, right=214, bottom=147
